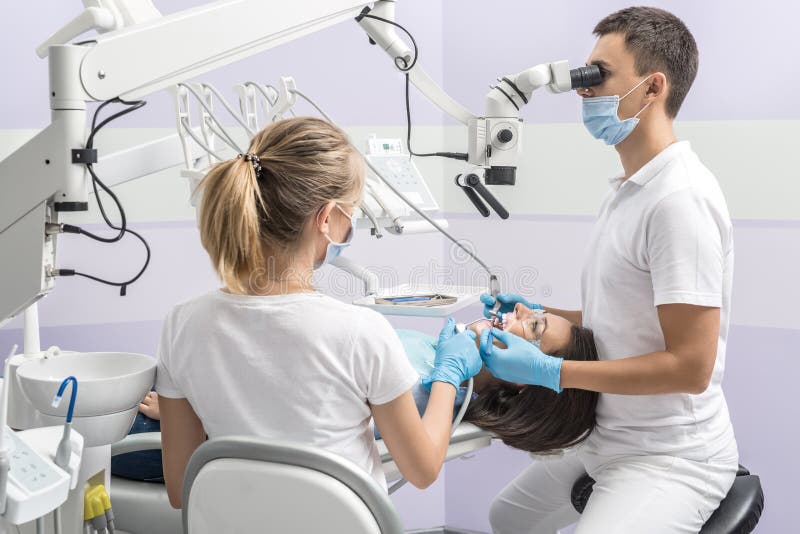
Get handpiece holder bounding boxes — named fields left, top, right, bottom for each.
left=455, top=173, right=509, bottom=219
left=455, top=175, right=489, bottom=217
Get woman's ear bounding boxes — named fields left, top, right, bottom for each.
left=315, top=201, right=336, bottom=236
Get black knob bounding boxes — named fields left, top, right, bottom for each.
left=497, top=129, right=514, bottom=143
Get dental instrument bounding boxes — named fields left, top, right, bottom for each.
left=455, top=316, right=494, bottom=333
left=51, top=376, right=78, bottom=471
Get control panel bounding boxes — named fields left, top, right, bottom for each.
left=1, top=426, right=72, bottom=525
left=365, top=137, right=439, bottom=212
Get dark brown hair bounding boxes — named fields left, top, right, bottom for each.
left=594, top=6, right=698, bottom=118
left=465, top=325, right=599, bottom=453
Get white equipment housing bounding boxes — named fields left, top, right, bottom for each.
left=0, top=1, right=582, bottom=528
left=0, top=0, right=578, bottom=327
left=1, top=426, right=82, bottom=526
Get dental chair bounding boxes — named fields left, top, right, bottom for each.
left=182, top=436, right=404, bottom=534
left=110, top=432, right=182, bottom=534
left=111, top=434, right=405, bottom=534
left=110, top=423, right=491, bottom=534
left=570, top=464, right=764, bottom=533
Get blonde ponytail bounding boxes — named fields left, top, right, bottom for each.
left=197, top=117, right=363, bottom=294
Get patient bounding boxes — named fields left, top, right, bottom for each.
left=463, top=303, right=599, bottom=453
left=113, top=303, right=598, bottom=482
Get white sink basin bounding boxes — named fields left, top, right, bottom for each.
left=38, top=406, right=140, bottom=447
left=16, top=352, right=156, bottom=418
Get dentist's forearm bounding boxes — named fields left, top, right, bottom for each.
left=560, top=350, right=711, bottom=395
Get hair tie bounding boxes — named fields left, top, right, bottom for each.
left=238, top=152, right=262, bottom=178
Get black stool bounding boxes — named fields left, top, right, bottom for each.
left=570, top=464, right=764, bottom=533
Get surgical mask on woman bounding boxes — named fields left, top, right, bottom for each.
left=582, top=75, right=653, bottom=146
left=315, top=204, right=357, bottom=269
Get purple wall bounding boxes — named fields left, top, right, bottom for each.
left=2, top=1, right=797, bottom=532
left=441, top=0, right=800, bottom=124
left=0, top=0, right=446, bottom=129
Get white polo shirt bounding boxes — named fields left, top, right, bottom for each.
left=580, top=141, right=736, bottom=461
left=155, top=290, right=419, bottom=490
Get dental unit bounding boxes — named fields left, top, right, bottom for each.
left=0, top=1, right=604, bottom=531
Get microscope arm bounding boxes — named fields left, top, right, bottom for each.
left=356, top=2, right=476, bottom=125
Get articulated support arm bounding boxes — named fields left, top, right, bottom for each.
left=358, top=2, right=602, bottom=190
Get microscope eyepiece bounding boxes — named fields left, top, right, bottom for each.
left=569, top=65, right=603, bottom=90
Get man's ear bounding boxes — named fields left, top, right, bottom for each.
left=646, top=72, right=668, bottom=100
left=315, top=201, right=336, bottom=235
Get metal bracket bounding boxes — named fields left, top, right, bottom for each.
left=71, top=148, right=97, bottom=165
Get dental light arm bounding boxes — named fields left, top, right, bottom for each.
left=0, top=0, right=601, bottom=327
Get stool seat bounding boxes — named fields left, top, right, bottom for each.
left=570, top=464, right=764, bottom=533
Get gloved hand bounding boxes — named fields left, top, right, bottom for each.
left=479, top=327, right=563, bottom=393
left=424, top=318, right=483, bottom=390
left=480, top=292, right=543, bottom=320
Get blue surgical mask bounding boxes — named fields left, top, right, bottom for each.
left=582, top=76, right=653, bottom=146
left=314, top=204, right=358, bottom=269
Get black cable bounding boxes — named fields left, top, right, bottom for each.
left=82, top=98, right=146, bottom=242
left=76, top=232, right=149, bottom=295
left=57, top=226, right=150, bottom=296
left=59, top=98, right=151, bottom=295
left=357, top=13, right=418, bottom=72
left=359, top=11, right=468, bottom=162
left=402, top=70, right=467, bottom=161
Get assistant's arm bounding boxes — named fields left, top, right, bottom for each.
left=372, top=319, right=481, bottom=488
left=560, top=303, right=719, bottom=394
left=371, top=382, right=456, bottom=489
left=160, top=396, right=207, bottom=508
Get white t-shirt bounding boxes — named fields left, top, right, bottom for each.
left=155, top=290, right=419, bottom=490
left=581, top=141, right=736, bottom=460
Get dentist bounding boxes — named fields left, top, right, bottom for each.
left=480, top=7, right=738, bottom=533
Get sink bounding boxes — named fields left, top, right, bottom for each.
left=15, top=352, right=156, bottom=418
left=38, top=406, right=140, bottom=447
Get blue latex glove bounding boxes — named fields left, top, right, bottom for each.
left=480, top=292, right=543, bottom=320
left=423, top=318, right=482, bottom=390
left=479, top=327, right=563, bottom=393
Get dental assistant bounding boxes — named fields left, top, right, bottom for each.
left=156, top=117, right=482, bottom=508
left=480, top=7, right=738, bottom=534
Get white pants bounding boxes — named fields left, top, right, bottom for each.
left=489, top=440, right=738, bottom=534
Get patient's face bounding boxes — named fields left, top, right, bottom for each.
left=468, top=303, right=572, bottom=355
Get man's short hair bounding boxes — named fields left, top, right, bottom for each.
left=594, top=6, right=698, bottom=118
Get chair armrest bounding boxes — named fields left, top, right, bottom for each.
left=111, top=432, right=163, bottom=456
